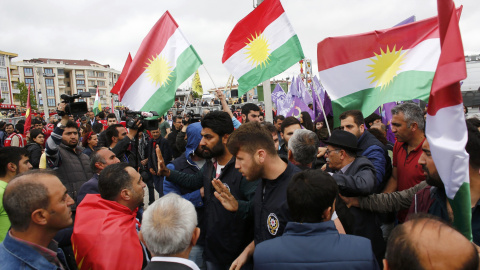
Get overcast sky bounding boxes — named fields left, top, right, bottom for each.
left=2, top=0, right=478, bottom=91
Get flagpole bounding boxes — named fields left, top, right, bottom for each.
left=312, top=80, right=331, bottom=136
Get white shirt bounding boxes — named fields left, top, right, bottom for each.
left=151, top=256, right=200, bottom=270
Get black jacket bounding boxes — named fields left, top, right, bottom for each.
left=168, top=157, right=258, bottom=264
left=25, top=142, right=43, bottom=169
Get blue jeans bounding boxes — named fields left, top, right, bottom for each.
left=189, top=245, right=206, bottom=270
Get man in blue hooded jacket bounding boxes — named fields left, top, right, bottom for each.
left=163, top=122, right=206, bottom=269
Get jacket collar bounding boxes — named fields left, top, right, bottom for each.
left=283, top=220, right=337, bottom=236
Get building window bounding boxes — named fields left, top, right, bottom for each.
left=98, top=81, right=105, bottom=86
left=1, top=81, right=8, bottom=91
left=58, top=69, right=64, bottom=75
left=89, top=80, right=95, bottom=86
left=44, top=68, right=53, bottom=75
left=87, top=71, right=94, bottom=77
left=97, top=72, right=104, bottom=78
left=0, top=67, right=7, bottom=79
left=89, top=88, right=96, bottom=95
left=66, top=82, right=70, bottom=87
left=76, top=80, right=85, bottom=86
left=47, top=98, right=56, bottom=107
left=24, top=78, right=34, bottom=89
left=45, top=78, right=54, bottom=87
left=47, top=88, right=55, bottom=97
left=0, top=55, right=5, bottom=66
left=100, top=90, right=106, bottom=96
left=24, top=68, right=33, bottom=76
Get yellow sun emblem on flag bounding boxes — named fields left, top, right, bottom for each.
left=145, top=54, right=173, bottom=87
left=244, top=32, right=271, bottom=68
left=366, top=45, right=406, bottom=90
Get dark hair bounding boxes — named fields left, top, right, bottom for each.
left=466, top=120, right=480, bottom=170
left=96, top=112, right=105, bottom=119
left=339, top=110, right=364, bottom=127
left=105, top=124, right=124, bottom=146
left=92, top=122, right=104, bottom=134
left=201, top=111, right=234, bottom=137
left=3, top=170, right=57, bottom=231
left=90, top=148, right=107, bottom=173
left=32, top=119, right=42, bottom=126
left=29, top=129, right=44, bottom=143
left=0, top=121, right=5, bottom=130
left=15, top=123, right=24, bottom=134
left=274, top=115, right=285, bottom=123
left=364, top=113, right=382, bottom=128
left=368, top=128, right=388, bottom=146
left=99, top=163, right=132, bottom=201
left=227, top=122, right=277, bottom=156
left=241, top=103, right=260, bottom=117
left=287, top=169, right=338, bottom=223
left=0, top=147, right=29, bottom=177
left=107, top=113, right=116, bottom=120
left=261, top=122, right=277, bottom=134
left=82, top=131, right=94, bottom=148
left=5, top=123, right=13, bottom=129
left=280, top=116, right=301, bottom=133
left=65, top=120, right=78, bottom=129
left=300, top=111, right=314, bottom=131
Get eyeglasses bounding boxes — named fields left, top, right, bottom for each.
left=325, top=148, right=341, bottom=155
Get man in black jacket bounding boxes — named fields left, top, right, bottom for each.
left=167, top=116, right=183, bottom=159
left=156, top=111, right=257, bottom=270
left=323, top=130, right=385, bottom=266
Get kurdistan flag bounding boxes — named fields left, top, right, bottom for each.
left=192, top=70, right=203, bottom=95
left=317, top=13, right=443, bottom=126
left=427, top=1, right=470, bottom=239
left=118, top=11, right=202, bottom=114
left=222, top=0, right=304, bottom=96
left=93, top=85, right=101, bottom=115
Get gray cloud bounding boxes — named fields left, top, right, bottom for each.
left=1, top=0, right=477, bottom=91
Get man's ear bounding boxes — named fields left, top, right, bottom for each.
left=321, top=206, right=332, bottom=221
left=191, top=227, right=200, bottom=247
left=95, top=162, right=106, bottom=172
left=222, top=134, right=230, bottom=145
left=280, top=132, right=284, bottom=140
left=120, top=189, right=131, bottom=201
left=287, top=149, right=294, bottom=163
left=383, top=259, right=390, bottom=270
left=7, top=162, right=16, bottom=173
left=241, top=114, right=246, bottom=122
left=31, top=208, right=48, bottom=226
left=257, top=149, right=266, bottom=164
left=360, top=124, right=365, bottom=134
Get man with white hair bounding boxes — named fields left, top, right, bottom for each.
left=141, top=193, right=201, bottom=270
left=287, top=129, right=319, bottom=170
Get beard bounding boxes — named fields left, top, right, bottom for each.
left=201, top=140, right=225, bottom=159
left=62, top=139, right=78, bottom=149
left=245, top=161, right=263, bottom=181
left=422, top=165, right=443, bottom=188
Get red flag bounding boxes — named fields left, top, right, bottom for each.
left=24, top=84, right=32, bottom=135
left=426, top=0, right=471, bottom=239
left=72, top=194, right=143, bottom=270
left=111, top=53, right=132, bottom=95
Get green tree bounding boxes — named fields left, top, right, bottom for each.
left=17, top=82, right=37, bottom=109
left=191, top=90, right=200, bottom=99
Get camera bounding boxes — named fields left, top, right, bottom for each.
left=60, top=92, right=92, bottom=116
left=125, top=110, right=159, bottom=131
left=182, top=110, right=202, bottom=125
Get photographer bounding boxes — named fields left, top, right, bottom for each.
left=105, top=121, right=141, bottom=165
left=167, top=116, right=183, bottom=159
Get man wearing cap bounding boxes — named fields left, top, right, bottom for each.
left=323, top=130, right=385, bottom=267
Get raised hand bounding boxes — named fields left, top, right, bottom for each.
left=212, top=178, right=238, bottom=212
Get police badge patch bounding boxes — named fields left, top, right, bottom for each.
left=267, top=213, right=279, bottom=236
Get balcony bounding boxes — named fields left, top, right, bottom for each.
left=76, top=74, right=85, bottom=78
left=43, top=73, right=56, bottom=77
left=11, top=88, right=20, bottom=94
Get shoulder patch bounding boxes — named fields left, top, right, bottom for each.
left=267, top=213, right=280, bottom=236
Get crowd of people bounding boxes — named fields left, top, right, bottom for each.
left=0, top=92, right=480, bottom=270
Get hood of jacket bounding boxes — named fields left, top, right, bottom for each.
left=185, top=122, right=203, bottom=157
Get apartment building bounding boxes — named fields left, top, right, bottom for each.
left=0, top=50, right=18, bottom=108
left=13, top=58, right=120, bottom=111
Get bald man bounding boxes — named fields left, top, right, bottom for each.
left=384, top=214, right=478, bottom=270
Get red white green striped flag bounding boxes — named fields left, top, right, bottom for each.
left=222, top=0, right=304, bottom=96
left=118, top=11, right=202, bottom=115
left=427, top=1, right=471, bottom=239
left=317, top=14, right=442, bottom=126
